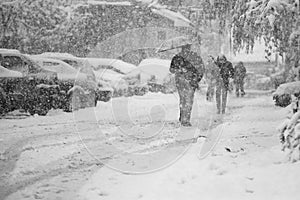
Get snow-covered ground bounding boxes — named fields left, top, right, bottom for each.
left=78, top=95, right=300, bottom=200
left=1, top=92, right=299, bottom=200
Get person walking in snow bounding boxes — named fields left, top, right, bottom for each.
left=205, top=57, right=219, bottom=101
left=234, top=61, right=247, bottom=97
left=170, top=44, right=204, bottom=126
left=211, top=55, right=234, bottom=114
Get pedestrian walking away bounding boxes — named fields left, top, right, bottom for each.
left=169, top=44, right=204, bottom=126
left=211, top=55, right=234, bottom=114
left=234, top=61, right=247, bottom=97
left=205, top=56, right=219, bottom=101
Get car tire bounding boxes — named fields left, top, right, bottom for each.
left=0, top=88, right=8, bottom=115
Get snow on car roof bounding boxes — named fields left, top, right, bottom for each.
left=94, top=69, right=124, bottom=82
left=39, top=52, right=78, bottom=60
left=87, top=0, right=132, bottom=6
left=30, top=56, right=79, bottom=73
left=0, top=65, right=23, bottom=77
left=31, top=56, right=75, bottom=67
left=138, top=58, right=171, bottom=68
left=86, top=58, right=137, bottom=74
left=0, top=48, right=21, bottom=54
left=125, top=58, right=171, bottom=84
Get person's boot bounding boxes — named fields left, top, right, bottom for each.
left=241, top=91, right=245, bottom=97
left=181, top=121, right=192, bottom=127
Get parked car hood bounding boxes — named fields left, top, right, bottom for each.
left=0, top=65, right=23, bottom=78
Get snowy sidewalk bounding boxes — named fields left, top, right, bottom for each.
left=78, top=94, right=300, bottom=200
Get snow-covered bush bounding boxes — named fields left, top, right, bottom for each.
left=273, top=81, right=300, bottom=107
left=278, top=95, right=300, bottom=162
left=256, top=76, right=272, bottom=90
left=244, top=73, right=273, bottom=90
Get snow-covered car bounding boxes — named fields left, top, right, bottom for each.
left=31, top=56, right=100, bottom=111
left=0, top=51, right=58, bottom=80
left=0, top=58, right=59, bottom=116
left=37, top=53, right=113, bottom=104
left=87, top=58, right=136, bottom=75
left=124, top=58, right=175, bottom=94
left=93, top=68, right=128, bottom=96
left=127, top=83, right=149, bottom=96
left=273, top=81, right=300, bottom=107
left=37, top=52, right=96, bottom=80
left=32, top=57, right=80, bottom=78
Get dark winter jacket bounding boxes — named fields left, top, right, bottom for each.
left=205, top=61, right=219, bottom=84
left=170, top=51, right=204, bottom=89
left=234, top=62, right=247, bottom=82
left=215, top=60, right=234, bottom=89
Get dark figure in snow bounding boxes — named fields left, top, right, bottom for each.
left=234, top=61, right=247, bottom=97
left=212, top=55, right=234, bottom=114
left=170, top=44, right=204, bottom=126
left=205, top=57, right=219, bottom=101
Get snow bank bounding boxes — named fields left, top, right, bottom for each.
left=273, top=81, right=300, bottom=96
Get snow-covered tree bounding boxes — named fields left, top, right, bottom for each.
left=57, top=3, right=164, bottom=57
left=0, top=0, right=21, bottom=49
left=231, top=0, right=299, bottom=70
left=0, top=0, right=67, bottom=53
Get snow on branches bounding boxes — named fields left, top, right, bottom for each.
left=278, top=108, right=300, bottom=162
left=0, top=0, right=67, bottom=53
left=231, top=0, right=299, bottom=60
left=278, top=86, right=300, bottom=162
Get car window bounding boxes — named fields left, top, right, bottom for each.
left=43, top=61, right=59, bottom=67
left=62, top=59, right=80, bottom=69
left=22, top=56, right=43, bottom=74
left=1, top=55, right=27, bottom=73
left=96, top=65, right=124, bottom=74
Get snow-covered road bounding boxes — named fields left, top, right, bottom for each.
left=1, top=92, right=299, bottom=200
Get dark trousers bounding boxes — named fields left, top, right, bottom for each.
left=216, top=80, right=228, bottom=114
left=206, top=83, right=215, bottom=101
left=235, top=79, right=245, bottom=97
left=176, top=76, right=195, bottom=124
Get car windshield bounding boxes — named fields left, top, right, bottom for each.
left=62, top=59, right=81, bottom=69
left=22, top=55, right=44, bottom=70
